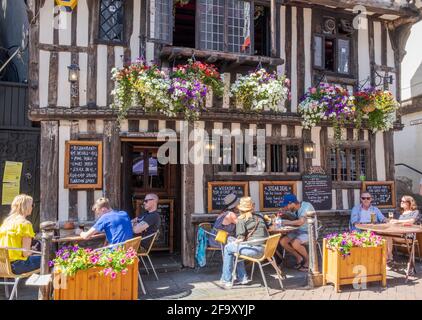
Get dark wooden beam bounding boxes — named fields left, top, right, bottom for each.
left=103, top=121, right=121, bottom=208
left=40, top=121, right=59, bottom=222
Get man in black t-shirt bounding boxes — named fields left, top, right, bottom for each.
left=132, top=193, right=161, bottom=249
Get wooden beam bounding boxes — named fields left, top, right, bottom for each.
left=285, top=6, right=292, bottom=112
left=38, top=43, right=89, bottom=53
left=103, top=121, right=121, bottom=208
left=271, top=0, right=277, bottom=57
left=68, top=121, right=79, bottom=221
left=86, top=119, right=96, bottom=221
left=383, top=130, right=395, bottom=181
left=40, top=121, right=59, bottom=222
left=28, top=0, right=40, bottom=108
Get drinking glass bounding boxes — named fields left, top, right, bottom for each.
left=388, top=212, right=394, bottom=222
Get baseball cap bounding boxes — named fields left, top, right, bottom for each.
left=280, top=194, right=298, bottom=208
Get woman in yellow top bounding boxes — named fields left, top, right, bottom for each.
left=0, top=194, right=40, bottom=274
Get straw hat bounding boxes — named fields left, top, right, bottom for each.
left=223, top=193, right=239, bottom=210
left=237, top=197, right=254, bottom=212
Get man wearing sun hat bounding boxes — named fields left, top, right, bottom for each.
left=279, top=194, right=315, bottom=272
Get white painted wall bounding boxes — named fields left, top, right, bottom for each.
left=58, top=121, right=70, bottom=222
left=39, top=50, right=50, bottom=108
left=290, top=7, right=298, bottom=112
left=394, top=111, right=422, bottom=193
left=401, top=21, right=422, bottom=101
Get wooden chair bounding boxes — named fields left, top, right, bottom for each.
left=0, top=247, right=41, bottom=300
left=232, top=234, right=284, bottom=297
left=198, top=222, right=224, bottom=261
left=138, top=232, right=159, bottom=281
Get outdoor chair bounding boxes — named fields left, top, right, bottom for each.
left=138, top=232, right=159, bottom=281
left=198, top=222, right=224, bottom=261
left=0, top=247, right=41, bottom=300
left=393, top=236, right=421, bottom=262
left=232, top=234, right=284, bottom=297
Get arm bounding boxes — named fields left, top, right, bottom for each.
left=283, top=217, right=306, bottom=227
left=80, top=227, right=98, bottom=240
left=22, top=237, right=33, bottom=257
left=350, top=206, right=359, bottom=229
left=375, top=208, right=387, bottom=223
left=133, top=221, right=150, bottom=234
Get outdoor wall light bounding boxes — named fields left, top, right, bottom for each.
left=68, top=64, right=80, bottom=83
left=304, top=141, right=316, bottom=159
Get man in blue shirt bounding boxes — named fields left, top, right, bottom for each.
left=279, top=194, right=315, bottom=272
left=80, top=197, right=133, bottom=244
left=349, top=191, right=386, bottom=231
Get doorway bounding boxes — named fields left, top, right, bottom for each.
left=121, top=141, right=181, bottom=254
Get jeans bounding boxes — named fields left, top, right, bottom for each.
left=221, top=242, right=264, bottom=282
left=11, top=255, right=41, bottom=275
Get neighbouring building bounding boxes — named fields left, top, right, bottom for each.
left=27, top=0, right=421, bottom=267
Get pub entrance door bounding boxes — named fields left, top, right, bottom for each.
left=121, top=141, right=181, bottom=254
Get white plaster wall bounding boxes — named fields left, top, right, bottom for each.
left=58, top=121, right=70, bottom=222
left=57, top=52, right=71, bottom=107
left=96, top=45, right=108, bottom=107
left=76, top=0, right=89, bottom=47
left=39, top=0, right=54, bottom=44
left=291, top=7, right=298, bottom=112
left=358, top=27, right=371, bottom=82
left=39, top=50, right=50, bottom=108
left=394, top=111, right=422, bottom=193
left=401, top=21, right=422, bottom=100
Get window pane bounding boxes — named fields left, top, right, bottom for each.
left=360, top=149, right=367, bottom=178
left=99, top=0, right=124, bottom=42
left=148, top=151, right=165, bottom=189
left=337, top=39, right=350, bottom=74
left=286, top=145, right=299, bottom=172
left=314, top=35, right=323, bottom=68
left=218, top=139, right=232, bottom=172
left=350, top=149, right=357, bottom=181
left=325, top=38, right=335, bottom=71
left=227, top=0, right=251, bottom=54
left=132, top=151, right=145, bottom=188
left=330, top=148, right=337, bottom=181
left=270, top=145, right=282, bottom=172
left=199, top=0, right=224, bottom=51
left=148, top=0, right=173, bottom=44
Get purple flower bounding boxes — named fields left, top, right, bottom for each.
left=48, top=261, right=54, bottom=267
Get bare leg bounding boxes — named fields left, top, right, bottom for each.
left=280, top=236, right=303, bottom=263
left=291, top=239, right=309, bottom=266
left=386, top=237, right=393, bottom=261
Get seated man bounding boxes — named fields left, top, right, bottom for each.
left=132, top=193, right=161, bottom=250
left=80, top=197, right=134, bottom=244
left=350, top=191, right=386, bottom=231
left=279, top=194, right=315, bottom=272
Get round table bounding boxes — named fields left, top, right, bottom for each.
left=268, top=225, right=299, bottom=234
left=356, top=223, right=422, bottom=281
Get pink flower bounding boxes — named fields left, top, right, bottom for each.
left=90, top=256, right=99, bottom=264
left=111, top=272, right=117, bottom=279
left=121, top=269, right=128, bottom=275
left=310, top=87, right=317, bottom=94
left=120, top=259, right=126, bottom=265
left=104, top=268, right=112, bottom=276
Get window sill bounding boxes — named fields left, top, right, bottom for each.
left=314, top=70, right=357, bottom=86
left=160, top=46, right=284, bottom=67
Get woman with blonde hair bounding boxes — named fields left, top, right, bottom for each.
left=386, top=195, right=420, bottom=264
left=219, top=197, right=269, bottom=288
left=0, top=194, right=40, bottom=274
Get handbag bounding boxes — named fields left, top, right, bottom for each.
left=214, top=229, right=229, bottom=244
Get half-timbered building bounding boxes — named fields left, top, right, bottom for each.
left=27, top=0, right=422, bottom=266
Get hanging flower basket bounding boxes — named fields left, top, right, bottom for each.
left=229, top=68, right=290, bottom=112
left=298, top=83, right=355, bottom=144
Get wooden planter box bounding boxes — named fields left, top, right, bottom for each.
left=54, top=258, right=138, bottom=300
left=322, top=239, right=387, bottom=292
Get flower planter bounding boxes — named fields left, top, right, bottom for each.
left=322, top=239, right=386, bottom=292
left=54, top=258, right=138, bottom=300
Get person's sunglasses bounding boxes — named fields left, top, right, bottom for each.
left=144, top=199, right=154, bottom=203
left=401, top=200, right=409, bottom=203
left=361, top=197, right=371, bottom=200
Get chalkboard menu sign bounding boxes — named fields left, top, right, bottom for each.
left=259, top=182, right=297, bottom=211
left=135, top=199, right=174, bottom=252
left=64, top=141, right=103, bottom=189
left=207, top=182, right=248, bottom=213
left=362, top=181, right=396, bottom=208
left=302, top=167, right=332, bottom=210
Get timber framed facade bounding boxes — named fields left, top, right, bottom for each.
left=28, top=0, right=422, bottom=267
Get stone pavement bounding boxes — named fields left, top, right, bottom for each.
left=2, top=256, right=422, bottom=300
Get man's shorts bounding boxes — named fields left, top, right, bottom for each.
left=286, top=230, right=309, bottom=243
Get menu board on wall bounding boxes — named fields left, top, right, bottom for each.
left=259, top=181, right=297, bottom=212
left=64, top=141, right=102, bottom=189
left=207, top=182, right=248, bottom=213
left=362, top=181, right=396, bottom=208
left=302, top=167, right=332, bottom=210
left=135, top=199, right=174, bottom=252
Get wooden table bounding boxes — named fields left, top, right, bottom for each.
left=356, top=223, right=422, bottom=282
left=52, top=230, right=105, bottom=244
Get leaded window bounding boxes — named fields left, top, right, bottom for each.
left=99, top=0, right=124, bottom=42
left=147, top=0, right=173, bottom=44
left=330, top=147, right=368, bottom=181
left=270, top=144, right=300, bottom=173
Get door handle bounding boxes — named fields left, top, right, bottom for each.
left=25, top=172, right=32, bottom=180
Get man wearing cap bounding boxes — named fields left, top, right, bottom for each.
left=279, top=194, right=315, bottom=271
left=208, top=193, right=239, bottom=248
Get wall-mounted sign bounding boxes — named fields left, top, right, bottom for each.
left=362, top=181, right=396, bottom=208
left=259, top=181, right=297, bottom=212
left=64, top=141, right=102, bottom=189
left=207, top=181, right=248, bottom=213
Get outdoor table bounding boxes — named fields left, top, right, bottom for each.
left=356, top=223, right=422, bottom=282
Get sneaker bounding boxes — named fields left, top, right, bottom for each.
left=235, top=277, right=250, bottom=285
left=221, top=281, right=233, bottom=289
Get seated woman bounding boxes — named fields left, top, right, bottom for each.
left=220, top=197, right=269, bottom=288
left=0, top=194, right=41, bottom=274
left=208, top=193, right=239, bottom=248
left=386, top=195, right=420, bottom=264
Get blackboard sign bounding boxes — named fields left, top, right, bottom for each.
left=362, top=181, right=396, bottom=208
left=64, top=141, right=103, bottom=189
left=207, top=182, right=248, bottom=212
left=135, top=199, right=174, bottom=252
left=302, top=167, right=332, bottom=210
left=259, top=182, right=297, bottom=211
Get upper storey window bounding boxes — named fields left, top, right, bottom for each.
left=99, top=0, right=125, bottom=42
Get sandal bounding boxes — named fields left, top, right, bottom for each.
left=298, top=265, right=309, bottom=272
left=294, top=259, right=305, bottom=270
